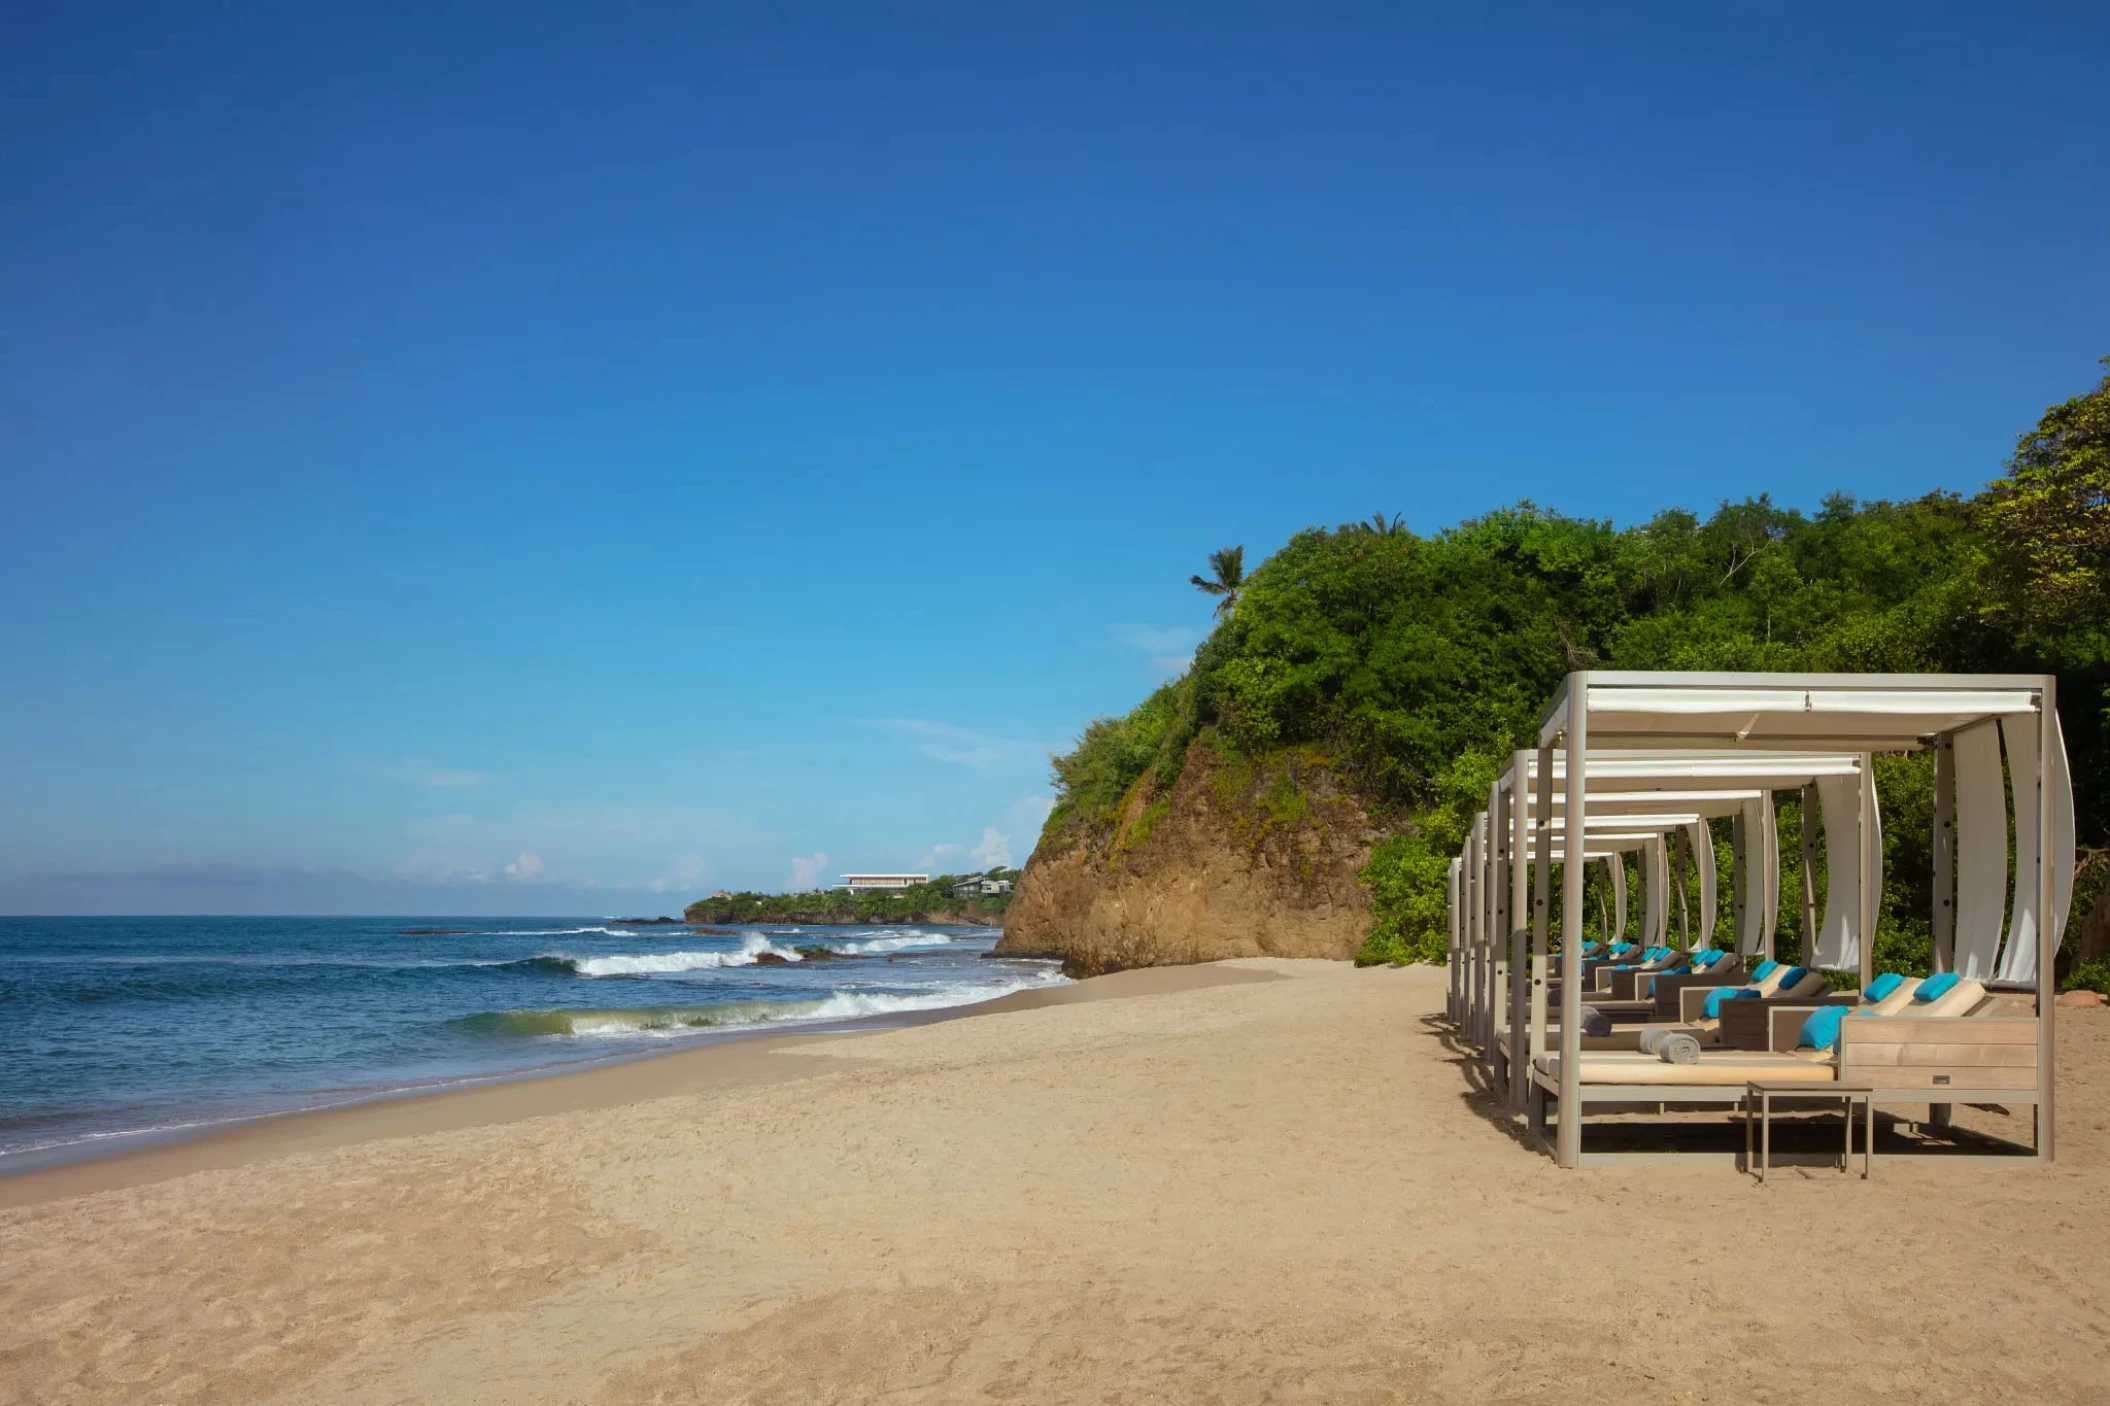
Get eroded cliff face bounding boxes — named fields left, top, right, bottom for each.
left=994, top=743, right=1381, bottom=976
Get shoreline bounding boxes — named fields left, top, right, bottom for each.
left=0, top=960, right=1280, bottom=1210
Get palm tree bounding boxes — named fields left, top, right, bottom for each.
left=1190, top=545, right=1245, bottom=618
left=1351, top=512, right=1408, bottom=537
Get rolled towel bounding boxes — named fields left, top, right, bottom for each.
left=1658, top=1032, right=1703, bottom=1064
left=1637, top=1027, right=1673, bottom=1056
left=1578, top=1005, right=1612, bottom=1037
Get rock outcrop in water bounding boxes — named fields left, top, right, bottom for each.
left=994, top=742, right=1379, bottom=977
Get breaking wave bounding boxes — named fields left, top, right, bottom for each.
left=482, top=926, right=638, bottom=939
left=527, top=933, right=804, bottom=977
left=460, top=969, right=1069, bottom=1040
left=827, top=931, right=960, bottom=955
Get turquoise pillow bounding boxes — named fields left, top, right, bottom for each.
left=1646, top=966, right=1691, bottom=995
left=1703, top=987, right=1758, bottom=1019
left=1752, top=958, right=1779, bottom=981
left=1915, top=971, right=1961, bottom=1003
left=1799, top=1005, right=1849, bottom=1051
left=1775, top=966, right=1809, bottom=992
left=1865, top=973, right=1905, bottom=1003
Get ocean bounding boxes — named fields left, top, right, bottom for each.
left=0, top=916, right=1066, bottom=1171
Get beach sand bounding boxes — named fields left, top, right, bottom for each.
left=5, top=958, right=2109, bottom=1404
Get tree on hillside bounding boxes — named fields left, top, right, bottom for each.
left=1979, top=357, right=2110, bottom=634
left=1190, top=545, right=1246, bottom=618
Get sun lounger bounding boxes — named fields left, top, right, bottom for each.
left=1591, top=946, right=1681, bottom=994
left=1646, top=950, right=1744, bottom=1016
left=1674, top=961, right=1829, bottom=1025
left=1760, top=976, right=1992, bottom=1053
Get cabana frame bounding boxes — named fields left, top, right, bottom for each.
left=1527, top=672, right=2071, bottom=1168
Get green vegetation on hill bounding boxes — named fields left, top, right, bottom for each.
left=684, top=870, right=1022, bottom=926
left=1043, top=359, right=2110, bottom=977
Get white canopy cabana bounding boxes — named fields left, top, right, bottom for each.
left=1470, top=749, right=1873, bottom=1110
left=1531, top=672, right=2077, bottom=1168
left=1453, top=749, right=1811, bottom=1087
left=1448, top=798, right=1696, bottom=1058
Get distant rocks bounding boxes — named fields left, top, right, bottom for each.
left=609, top=916, right=684, bottom=926
left=398, top=927, right=471, bottom=936
left=793, top=946, right=846, bottom=961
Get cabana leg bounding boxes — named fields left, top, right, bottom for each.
left=2039, top=677, right=2058, bottom=1164
left=1557, top=674, right=1587, bottom=1170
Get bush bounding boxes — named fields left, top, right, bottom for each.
left=2063, top=957, right=2110, bottom=995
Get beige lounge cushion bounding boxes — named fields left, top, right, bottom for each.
left=1912, top=978, right=1989, bottom=1019
left=1535, top=1053, right=1838, bottom=1086
left=1776, top=971, right=1829, bottom=999
left=1863, top=977, right=1923, bottom=1016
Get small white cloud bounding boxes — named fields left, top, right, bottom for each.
left=372, top=758, right=497, bottom=789
left=1112, top=623, right=1201, bottom=655
left=969, top=826, right=1012, bottom=869
left=504, top=852, right=544, bottom=880
left=1111, top=624, right=1201, bottom=679
left=1007, top=794, right=1056, bottom=839
left=788, top=851, right=830, bottom=891
left=408, top=813, right=477, bottom=838
left=864, top=719, right=1047, bottom=771
left=649, top=854, right=710, bottom=894
left=918, top=841, right=968, bottom=871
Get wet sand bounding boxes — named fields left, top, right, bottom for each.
left=4, top=958, right=2108, bottom=1404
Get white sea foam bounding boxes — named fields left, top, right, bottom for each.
left=569, top=932, right=801, bottom=976
left=829, top=930, right=959, bottom=955
left=798, top=977, right=1051, bottom=1020
left=537, top=967, right=1070, bottom=1040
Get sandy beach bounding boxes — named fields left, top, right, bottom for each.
left=6, top=958, right=2109, bottom=1404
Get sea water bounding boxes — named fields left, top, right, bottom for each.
left=0, top=916, right=1065, bottom=1169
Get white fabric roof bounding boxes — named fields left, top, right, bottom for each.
left=1539, top=673, right=2046, bottom=751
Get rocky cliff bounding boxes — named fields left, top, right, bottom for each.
left=994, top=742, right=1382, bottom=976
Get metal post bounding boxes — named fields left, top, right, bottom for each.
left=1488, top=792, right=1505, bottom=1059
left=1558, top=674, right=1588, bottom=1169
left=2039, top=679, right=2058, bottom=1163
left=1509, top=752, right=1531, bottom=1112
left=1859, top=753, right=1876, bottom=995
left=1466, top=817, right=1482, bottom=1045
left=1447, top=858, right=1461, bottom=1022
left=1530, top=745, right=1553, bottom=1087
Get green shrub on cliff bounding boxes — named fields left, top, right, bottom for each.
left=1040, top=359, right=2110, bottom=969
left=684, top=870, right=1020, bottom=925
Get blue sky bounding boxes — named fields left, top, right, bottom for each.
left=3, top=4, right=2106, bottom=914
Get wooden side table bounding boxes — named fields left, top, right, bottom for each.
left=1744, top=1080, right=1875, bottom=1183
